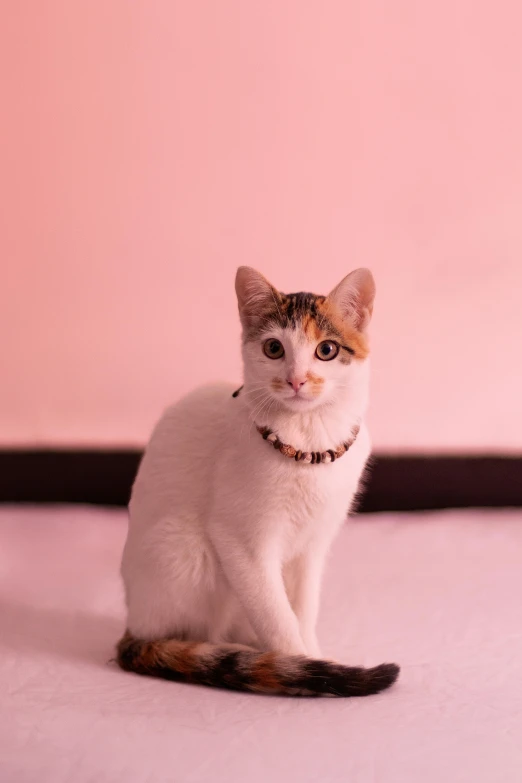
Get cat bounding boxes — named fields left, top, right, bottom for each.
left=116, top=266, right=399, bottom=697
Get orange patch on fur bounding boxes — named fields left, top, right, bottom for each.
left=161, top=640, right=200, bottom=676
left=301, top=313, right=323, bottom=342
left=316, top=299, right=370, bottom=360
left=306, top=371, right=325, bottom=397
left=251, top=651, right=282, bottom=693
left=271, top=377, right=286, bottom=393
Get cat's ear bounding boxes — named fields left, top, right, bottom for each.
left=235, top=266, right=280, bottom=327
left=327, top=268, right=375, bottom=331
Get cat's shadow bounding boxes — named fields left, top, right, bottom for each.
left=0, top=597, right=124, bottom=668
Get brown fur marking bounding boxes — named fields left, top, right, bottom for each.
left=116, top=632, right=399, bottom=697
left=251, top=651, right=283, bottom=692
left=271, top=377, right=286, bottom=392
left=305, top=370, right=325, bottom=397
left=244, top=288, right=369, bottom=360
left=316, top=298, right=370, bottom=360
left=306, top=371, right=324, bottom=384
left=161, top=640, right=200, bottom=677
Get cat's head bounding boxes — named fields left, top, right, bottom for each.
left=235, top=267, right=375, bottom=414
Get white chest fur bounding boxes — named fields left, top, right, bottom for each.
left=124, top=382, right=371, bottom=655
left=210, top=389, right=371, bottom=562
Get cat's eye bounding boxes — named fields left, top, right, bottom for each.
left=263, top=339, right=285, bottom=359
left=315, top=340, right=339, bottom=361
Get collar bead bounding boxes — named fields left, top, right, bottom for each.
left=256, top=423, right=359, bottom=464
left=232, top=385, right=359, bottom=465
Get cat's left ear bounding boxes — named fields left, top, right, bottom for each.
left=235, top=266, right=280, bottom=328
left=327, top=268, right=375, bottom=331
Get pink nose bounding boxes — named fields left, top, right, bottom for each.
left=287, top=377, right=307, bottom=392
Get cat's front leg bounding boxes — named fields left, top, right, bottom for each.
left=210, top=530, right=306, bottom=656
left=286, top=543, right=329, bottom=658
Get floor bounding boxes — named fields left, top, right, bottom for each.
left=1, top=505, right=521, bottom=783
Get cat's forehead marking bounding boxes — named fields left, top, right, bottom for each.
left=278, top=291, right=369, bottom=360
left=278, top=291, right=335, bottom=340
left=281, top=292, right=324, bottom=321
left=244, top=286, right=370, bottom=360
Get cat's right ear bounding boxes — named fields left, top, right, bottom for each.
left=235, top=267, right=280, bottom=328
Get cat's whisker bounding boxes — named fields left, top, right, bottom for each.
left=249, top=394, right=273, bottom=424
left=242, top=388, right=268, bottom=401
left=262, top=396, right=277, bottom=427
left=244, top=392, right=272, bottom=415
left=241, top=386, right=269, bottom=397
left=238, top=389, right=273, bottom=441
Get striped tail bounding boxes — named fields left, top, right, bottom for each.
left=116, top=631, right=399, bottom=697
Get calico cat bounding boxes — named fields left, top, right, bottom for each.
left=117, top=266, right=399, bottom=697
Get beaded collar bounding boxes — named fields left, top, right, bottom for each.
left=232, top=386, right=359, bottom=465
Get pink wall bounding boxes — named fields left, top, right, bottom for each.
left=2, top=2, right=521, bottom=452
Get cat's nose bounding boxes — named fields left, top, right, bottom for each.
left=287, top=376, right=307, bottom=392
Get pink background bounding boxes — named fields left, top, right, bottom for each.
left=1, top=1, right=521, bottom=452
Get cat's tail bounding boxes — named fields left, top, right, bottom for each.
left=116, top=631, right=399, bottom=697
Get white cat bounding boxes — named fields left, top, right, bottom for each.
left=117, top=267, right=399, bottom=697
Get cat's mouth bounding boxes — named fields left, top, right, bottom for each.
left=280, top=392, right=320, bottom=411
